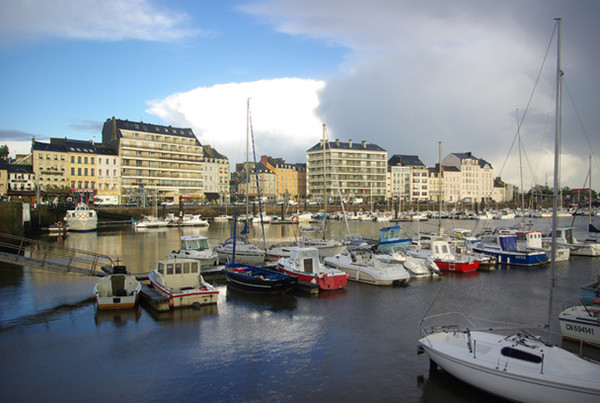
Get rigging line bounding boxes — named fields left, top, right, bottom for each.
left=563, top=77, right=600, bottom=173
left=497, top=23, right=557, bottom=179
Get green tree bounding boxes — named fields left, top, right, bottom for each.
left=0, top=145, right=8, bottom=160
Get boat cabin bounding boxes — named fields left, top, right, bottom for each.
left=180, top=235, right=210, bottom=251
left=157, top=259, right=202, bottom=289
left=289, top=248, right=322, bottom=274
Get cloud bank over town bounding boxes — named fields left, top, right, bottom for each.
left=1, top=0, right=599, bottom=190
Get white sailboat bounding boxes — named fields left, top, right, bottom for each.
left=418, top=19, right=600, bottom=402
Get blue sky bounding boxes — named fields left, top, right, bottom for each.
left=1, top=0, right=599, bottom=189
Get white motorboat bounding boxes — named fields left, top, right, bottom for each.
left=170, top=235, right=219, bottom=267
left=324, top=247, right=410, bottom=286
left=549, top=227, right=600, bottom=257
left=298, top=227, right=346, bottom=258
left=134, top=215, right=169, bottom=229
left=375, top=246, right=439, bottom=278
left=418, top=313, right=600, bottom=403
left=64, top=202, right=97, bottom=232
left=559, top=304, right=600, bottom=347
left=94, top=265, right=141, bottom=310
left=168, top=213, right=209, bottom=227
left=214, top=237, right=265, bottom=265
left=149, top=258, right=219, bottom=309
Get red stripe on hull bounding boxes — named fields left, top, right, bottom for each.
left=435, top=260, right=480, bottom=272
left=280, top=269, right=348, bottom=290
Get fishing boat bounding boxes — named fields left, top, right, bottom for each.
left=170, top=235, right=219, bottom=267
left=64, top=202, right=97, bottom=232
left=472, top=233, right=547, bottom=266
left=418, top=19, right=600, bottom=402
left=94, top=264, right=141, bottom=310
left=277, top=247, right=348, bottom=292
left=376, top=225, right=412, bottom=253
left=324, top=247, right=410, bottom=286
left=559, top=304, right=600, bottom=347
left=149, top=258, right=219, bottom=309
left=409, top=237, right=480, bottom=273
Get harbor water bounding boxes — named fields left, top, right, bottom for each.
left=1, top=216, right=599, bottom=402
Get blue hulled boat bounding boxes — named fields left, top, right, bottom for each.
left=224, top=262, right=297, bottom=294
left=472, top=234, right=547, bottom=266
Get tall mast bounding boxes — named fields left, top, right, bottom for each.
left=322, top=123, right=328, bottom=240
left=547, top=17, right=562, bottom=343
left=590, top=155, right=593, bottom=227
left=438, top=141, right=442, bottom=234
left=246, top=99, right=250, bottom=226
left=517, top=108, right=525, bottom=228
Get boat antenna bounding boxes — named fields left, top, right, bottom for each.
left=547, top=17, right=562, bottom=345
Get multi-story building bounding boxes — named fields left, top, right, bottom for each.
left=63, top=139, right=97, bottom=203
left=202, top=145, right=230, bottom=204
left=441, top=152, right=494, bottom=203
left=388, top=155, right=428, bottom=203
left=260, top=155, right=306, bottom=202
left=7, top=164, right=35, bottom=201
left=102, top=117, right=204, bottom=204
left=235, top=162, right=277, bottom=201
left=95, top=145, right=121, bottom=201
left=31, top=140, right=69, bottom=197
left=0, top=160, right=7, bottom=196
left=306, top=139, right=387, bottom=203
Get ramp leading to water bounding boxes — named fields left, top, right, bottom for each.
left=0, top=232, right=114, bottom=276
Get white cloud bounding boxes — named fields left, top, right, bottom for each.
left=0, top=0, right=199, bottom=47
left=146, top=78, right=326, bottom=165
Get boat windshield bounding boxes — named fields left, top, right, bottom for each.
left=183, top=238, right=209, bottom=250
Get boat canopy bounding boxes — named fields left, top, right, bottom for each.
left=499, top=236, right=518, bottom=252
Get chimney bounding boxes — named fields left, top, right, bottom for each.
left=348, top=139, right=352, bottom=148
left=361, top=140, right=367, bottom=149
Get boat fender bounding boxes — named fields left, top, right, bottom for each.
left=57, top=221, right=63, bottom=227
left=168, top=298, right=174, bottom=309
left=593, top=297, right=600, bottom=305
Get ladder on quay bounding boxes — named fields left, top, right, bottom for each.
left=0, top=232, right=114, bottom=277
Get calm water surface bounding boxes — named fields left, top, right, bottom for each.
left=1, top=216, right=599, bottom=402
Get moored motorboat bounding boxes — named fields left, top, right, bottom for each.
left=324, top=247, right=410, bottom=286
left=170, top=235, right=219, bottom=267
left=149, top=258, right=219, bottom=308
left=94, top=265, right=141, bottom=310
left=277, top=247, right=348, bottom=292
left=375, top=246, right=439, bottom=278
left=64, top=202, right=98, bottom=232
left=472, top=234, right=547, bottom=266
left=409, top=238, right=480, bottom=273
left=265, top=240, right=299, bottom=261
left=376, top=225, right=412, bottom=253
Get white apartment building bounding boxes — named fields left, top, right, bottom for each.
left=102, top=117, right=204, bottom=204
left=441, top=152, right=494, bottom=203
left=307, top=139, right=387, bottom=203
left=203, top=145, right=230, bottom=204
left=388, top=155, right=428, bottom=202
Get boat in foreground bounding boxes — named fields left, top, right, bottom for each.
left=418, top=314, right=600, bottom=403
left=224, top=262, right=297, bottom=294
left=149, top=258, right=219, bottom=308
left=277, top=247, right=348, bottom=292
left=94, top=265, right=141, bottom=310
left=324, top=247, right=410, bottom=286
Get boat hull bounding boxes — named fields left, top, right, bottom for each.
left=278, top=267, right=348, bottom=290
left=435, top=259, right=480, bottom=273
left=149, top=270, right=218, bottom=308
left=419, top=331, right=600, bottom=403
left=472, top=247, right=547, bottom=266
left=94, top=274, right=141, bottom=310
left=225, top=264, right=297, bottom=294
left=559, top=305, right=600, bottom=347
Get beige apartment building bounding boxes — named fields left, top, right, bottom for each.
left=260, top=156, right=306, bottom=201
left=32, top=140, right=69, bottom=196
left=307, top=138, right=387, bottom=203
left=202, top=145, right=230, bottom=204
left=102, top=117, right=204, bottom=204
left=441, top=152, right=494, bottom=203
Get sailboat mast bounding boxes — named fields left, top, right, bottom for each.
left=589, top=155, right=593, bottom=227
left=547, top=17, right=562, bottom=343
left=517, top=108, right=525, bottom=228
left=246, top=99, right=250, bottom=227
left=438, top=141, right=442, bottom=234
left=322, top=123, right=328, bottom=240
